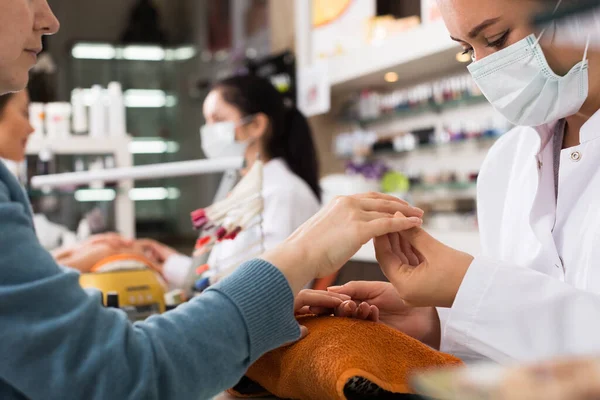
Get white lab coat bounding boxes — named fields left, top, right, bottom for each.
left=441, top=110, right=600, bottom=364
left=163, top=158, right=321, bottom=288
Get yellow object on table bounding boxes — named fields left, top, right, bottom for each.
left=79, top=254, right=167, bottom=321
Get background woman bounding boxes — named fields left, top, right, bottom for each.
left=140, top=75, right=322, bottom=288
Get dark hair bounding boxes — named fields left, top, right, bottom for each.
left=0, top=93, right=14, bottom=117
left=213, top=75, right=322, bottom=202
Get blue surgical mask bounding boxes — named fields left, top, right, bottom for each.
left=468, top=32, right=590, bottom=127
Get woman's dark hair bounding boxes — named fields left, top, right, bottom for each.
left=0, top=93, right=14, bottom=117
left=213, top=75, right=322, bottom=202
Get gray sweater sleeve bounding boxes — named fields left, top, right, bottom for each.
left=0, top=170, right=300, bottom=400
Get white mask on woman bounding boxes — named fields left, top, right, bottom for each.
left=200, top=116, right=254, bottom=159
left=468, top=31, right=590, bottom=127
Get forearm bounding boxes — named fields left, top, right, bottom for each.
left=1, top=261, right=300, bottom=400
left=261, top=241, right=316, bottom=296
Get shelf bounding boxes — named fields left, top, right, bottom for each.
left=26, top=135, right=132, bottom=156
left=411, top=181, right=477, bottom=192
left=349, top=95, right=488, bottom=126
left=338, top=136, right=500, bottom=160
left=324, top=22, right=463, bottom=94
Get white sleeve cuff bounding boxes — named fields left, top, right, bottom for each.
left=162, top=254, right=193, bottom=289
left=441, top=256, right=500, bottom=360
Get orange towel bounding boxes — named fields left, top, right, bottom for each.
left=229, top=316, right=462, bottom=400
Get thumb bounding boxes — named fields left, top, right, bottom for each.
left=280, top=325, right=309, bottom=348
left=398, top=225, right=437, bottom=253
left=299, top=325, right=309, bottom=339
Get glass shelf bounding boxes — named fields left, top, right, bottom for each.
left=410, top=181, right=477, bottom=192
left=343, top=95, right=488, bottom=126
left=337, top=135, right=501, bottom=160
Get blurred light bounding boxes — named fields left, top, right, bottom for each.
left=72, top=43, right=196, bottom=62
left=456, top=51, right=472, bottom=63
left=129, top=187, right=180, bottom=201
left=129, top=140, right=180, bottom=154
left=72, top=43, right=116, bottom=60
left=246, top=48, right=258, bottom=59
left=124, top=89, right=167, bottom=108
left=166, top=141, right=180, bottom=153
left=122, top=45, right=165, bottom=61
left=165, top=95, right=178, bottom=107
left=76, top=89, right=175, bottom=109
left=384, top=72, right=399, bottom=83
left=75, top=188, right=116, bottom=202
left=173, top=46, right=197, bottom=61
left=215, top=50, right=229, bottom=62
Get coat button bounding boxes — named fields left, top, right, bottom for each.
left=570, top=151, right=582, bottom=162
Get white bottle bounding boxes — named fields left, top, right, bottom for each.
left=89, top=157, right=105, bottom=189
left=71, top=88, right=88, bottom=134
left=45, top=102, right=72, bottom=139
left=107, top=82, right=127, bottom=137
left=89, top=85, right=107, bottom=138
left=29, top=103, right=45, bottom=137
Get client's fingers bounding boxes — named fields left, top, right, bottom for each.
left=334, top=300, right=357, bottom=317
left=368, top=305, right=380, bottom=322
left=295, top=306, right=312, bottom=315
left=294, top=290, right=350, bottom=312
left=354, top=302, right=372, bottom=319
left=359, top=199, right=424, bottom=218
left=352, top=192, right=410, bottom=205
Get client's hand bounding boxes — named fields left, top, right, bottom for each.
left=83, top=233, right=134, bottom=249
left=294, top=289, right=353, bottom=315
left=52, top=232, right=133, bottom=260
left=136, top=239, right=180, bottom=265
left=376, top=220, right=474, bottom=308
left=261, top=193, right=424, bottom=295
left=55, top=243, right=126, bottom=272
left=291, top=289, right=357, bottom=339
left=328, top=281, right=441, bottom=349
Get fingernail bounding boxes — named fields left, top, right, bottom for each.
left=339, top=294, right=351, bottom=300
left=299, top=325, right=309, bottom=339
left=413, top=207, right=425, bottom=216
left=408, top=217, right=423, bottom=224
left=328, top=286, right=343, bottom=291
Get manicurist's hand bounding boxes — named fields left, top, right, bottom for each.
left=376, top=215, right=474, bottom=308
left=261, top=193, right=424, bottom=295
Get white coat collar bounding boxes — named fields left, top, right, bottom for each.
left=532, top=108, right=600, bottom=155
